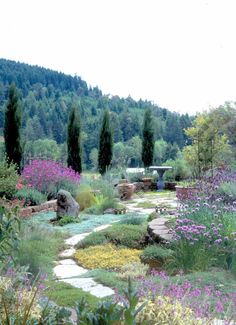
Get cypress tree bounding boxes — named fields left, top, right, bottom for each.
left=67, top=106, right=82, bottom=173
left=98, top=110, right=113, bottom=175
left=142, top=108, right=154, bottom=167
left=4, top=83, right=22, bottom=171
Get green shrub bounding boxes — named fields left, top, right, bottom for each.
left=77, top=224, right=147, bottom=249
left=76, top=187, right=95, bottom=211
left=164, top=157, right=192, bottom=181
left=147, top=212, right=158, bottom=222
left=58, top=215, right=80, bottom=226
left=217, top=181, right=236, bottom=203
left=14, top=188, right=47, bottom=206
left=76, top=231, right=108, bottom=249
left=140, top=245, right=174, bottom=263
left=0, top=161, right=19, bottom=198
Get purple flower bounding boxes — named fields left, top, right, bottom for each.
left=214, top=238, right=222, bottom=245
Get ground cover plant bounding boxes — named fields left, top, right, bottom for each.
left=76, top=223, right=147, bottom=249
left=75, top=244, right=141, bottom=270
left=131, top=270, right=236, bottom=322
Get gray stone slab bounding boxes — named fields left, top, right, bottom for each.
left=65, top=233, right=91, bottom=246
left=61, top=277, right=114, bottom=297
left=53, top=264, right=88, bottom=278
left=59, top=248, right=76, bottom=258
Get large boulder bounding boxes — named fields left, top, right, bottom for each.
left=56, top=189, right=80, bottom=219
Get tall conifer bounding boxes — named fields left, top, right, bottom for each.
left=4, top=83, right=22, bottom=171
left=142, top=108, right=154, bottom=167
left=98, top=110, right=113, bottom=175
left=67, top=106, right=82, bottom=173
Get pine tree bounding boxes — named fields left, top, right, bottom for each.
left=98, top=110, right=113, bottom=175
left=67, top=106, right=82, bottom=173
left=4, top=83, right=22, bottom=171
left=142, top=108, right=154, bottom=167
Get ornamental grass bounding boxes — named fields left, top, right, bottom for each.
left=74, top=244, right=141, bottom=270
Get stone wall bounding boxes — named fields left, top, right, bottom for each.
left=19, top=200, right=57, bottom=218
left=133, top=181, right=176, bottom=192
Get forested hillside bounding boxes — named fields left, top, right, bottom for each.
left=0, top=58, right=192, bottom=168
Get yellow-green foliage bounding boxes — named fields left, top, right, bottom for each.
left=136, top=296, right=204, bottom=325
left=76, top=188, right=95, bottom=211
left=118, top=261, right=148, bottom=280
left=0, top=276, right=41, bottom=321
left=74, top=244, right=141, bottom=270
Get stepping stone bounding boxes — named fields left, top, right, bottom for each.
left=59, top=248, right=76, bottom=258
left=65, top=233, right=91, bottom=246
left=53, top=263, right=88, bottom=278
left=58, top=259, right=76, bottom=265
left=93, top=224, right=111, bottom=232
left=61, top=277, right=115, bottom=298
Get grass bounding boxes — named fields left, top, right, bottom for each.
left=135, top=201, right=156, bottom=209
left=46, top=280, right=100, bottom=307
left=81, top=269, right=127, bottom=292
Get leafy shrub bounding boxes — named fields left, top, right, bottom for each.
left=0, top=161, right=19, bottom=198
left=21, top=159, right=80, bottom=198
left=74, top=244, right=141, bottom=270
left=77, top=224, right=147, bottom=249
left=136, top=296, right=203, bottom=325
left=0, top=205, right=20, bottom=262
left=164, top=157, right=192, bottom=181
left=217, top=181, right=236, bottom=203
left=140, top=245, right=174, bottom=263
left=119, top=215, right=146, bottom=225
left=76, top=231, right=108, bottom=248
left=58, top=215, right=80, bottom=226
left=118, top=261, right=148, bottom=280
left=14, top=188, right=47, bottom=206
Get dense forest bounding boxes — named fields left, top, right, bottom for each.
left=0, top=58, right=192, bottom=168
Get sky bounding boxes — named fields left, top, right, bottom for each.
left=1, top=0, right=236, bottom=114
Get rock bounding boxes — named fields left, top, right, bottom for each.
left=147, top=217, right=173, bottom=243
left=56, top=189, right=80, bottom=219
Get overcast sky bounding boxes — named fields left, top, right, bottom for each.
left=1, top=0, right=236, bottom=114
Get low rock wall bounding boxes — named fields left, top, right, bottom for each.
left=19, top=200, right=57, bottom=218
left=133, top=181, right=176, bottom=192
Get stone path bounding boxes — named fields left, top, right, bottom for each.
left=53, top=224, right=115, bottom=298
left=123, top=191, right=178, bottom=215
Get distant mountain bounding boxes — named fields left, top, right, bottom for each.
left=0, top=58, right=192, bottom=166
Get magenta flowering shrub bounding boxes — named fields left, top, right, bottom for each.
left=21, top=160, right=80, bottom=197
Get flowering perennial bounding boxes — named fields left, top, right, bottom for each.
left=21, top=159, right=80, bottom=194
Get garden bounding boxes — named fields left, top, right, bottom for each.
left=0, top=157, right=236, bottom=324
left=0, top=89, right=236, bottom=324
